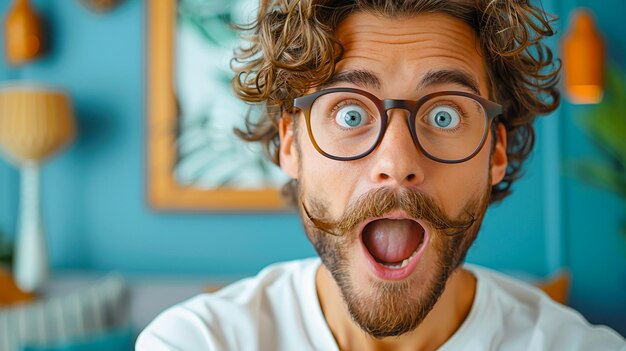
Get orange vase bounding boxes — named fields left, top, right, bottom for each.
left=4, top=0, right=43, bottom=65
left=562, top=9, right=605, bottom=104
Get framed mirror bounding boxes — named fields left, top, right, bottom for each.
left=147, top=0, right=288, bottom=211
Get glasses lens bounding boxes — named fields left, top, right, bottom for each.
left=414, top=95, right=488, bottom=161
left=309, top=91, right=381, bottom=159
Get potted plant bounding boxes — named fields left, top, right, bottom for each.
left=572, top=65, right=626, bottom=241
left=0, top=227, right=13, bottom=268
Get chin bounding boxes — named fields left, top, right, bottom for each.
left=316, top=227, right=458, bottom=338
left=340, top=249, right=451, bottom=338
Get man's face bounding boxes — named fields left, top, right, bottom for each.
left=279, top=12, right=507, bottom=338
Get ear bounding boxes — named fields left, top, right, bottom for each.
left=491, top=123, right=508, bottom=185
left=279, top=113, right=299, bottom=179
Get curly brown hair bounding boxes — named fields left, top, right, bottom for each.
left=232, top=0, right=560, bottom=205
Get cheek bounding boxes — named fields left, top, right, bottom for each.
left=432, top=142, right=492, bottom=218
left=298, top=130, right=358, bottom=215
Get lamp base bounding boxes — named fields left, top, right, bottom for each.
left=13, top=162, right=48, bottom=293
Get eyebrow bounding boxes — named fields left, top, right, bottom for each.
left=316, top=70, right=382, bottom=91
left=418, top=69, right=482, bottom=95
left=317, top=68, right=482, bottom=96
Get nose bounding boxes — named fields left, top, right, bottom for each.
left=367, top=108, right=426, bottom=187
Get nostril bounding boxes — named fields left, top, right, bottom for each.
left=377, top=173, right=416, bottom=183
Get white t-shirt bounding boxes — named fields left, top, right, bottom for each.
left=136, top=258, right=626, bottom=351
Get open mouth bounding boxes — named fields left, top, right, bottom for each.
left=360, top=215, right=428, bottom=279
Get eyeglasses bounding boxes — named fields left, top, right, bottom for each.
left=292, top=88, right=502, bottom=164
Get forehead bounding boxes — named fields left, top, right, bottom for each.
left=333, top=12, right=489, bottom=97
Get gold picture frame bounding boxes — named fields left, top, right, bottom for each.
left=147, top=0, right=286, bottom=211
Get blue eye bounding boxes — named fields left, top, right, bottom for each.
left=335, top=105, right=368, bottom=128
left=428, top=106, right=460, bottom=129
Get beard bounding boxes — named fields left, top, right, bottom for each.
left=299, top=184, right=491, bottom=339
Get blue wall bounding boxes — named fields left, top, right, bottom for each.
left=559, top=0, right=626, bottom=333
left=0, top=0, right=624, bottom=334
left=0, top=12, right=18, bottom=245
left=0, top=0, right=312, bottom=275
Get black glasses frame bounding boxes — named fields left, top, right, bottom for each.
left=292, top=87, right=503, bottom=164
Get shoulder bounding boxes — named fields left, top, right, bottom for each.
left=136, top=258, right=323, bottom=351
left=459, top=265, right=626, bottom=350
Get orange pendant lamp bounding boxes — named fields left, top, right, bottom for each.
left=4, top=0, right=43, bottom=65
left=562, top=9, right=605, bottom=104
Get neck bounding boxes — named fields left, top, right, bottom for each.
left=315, top=264, right=476, bottom=351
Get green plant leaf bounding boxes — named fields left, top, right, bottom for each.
left=0, top=229, right=13, bottom=268
left=577, top=65, right=626, bottom=166
left=178, top=1, right=237, bottom=47
left=571, top=64, right=626, bottom=245
left=571, top=159, right=626, bottom=198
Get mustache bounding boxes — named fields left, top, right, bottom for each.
left=301, top=187, right=479, bottom=237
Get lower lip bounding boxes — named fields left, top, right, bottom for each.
left=360, top=226, right=429, bottom=281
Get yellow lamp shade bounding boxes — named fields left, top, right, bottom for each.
left=562, top=9, right=605, bottom=104
left=4, top=0, right=44, bottom=65
left=0, top=84, right=75, bottom=163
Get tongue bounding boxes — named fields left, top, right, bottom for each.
left=362, top=219, right=424, bottom=264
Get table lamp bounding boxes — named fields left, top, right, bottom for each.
left=0, top=83, right=75, bottom=292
